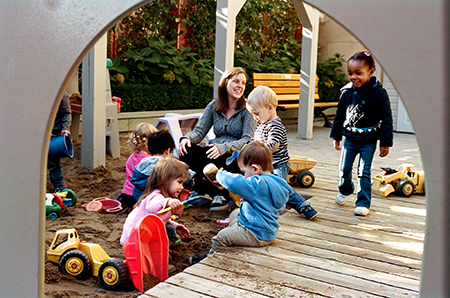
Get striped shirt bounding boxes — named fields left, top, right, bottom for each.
left=254, top=117, right=290, bottom=166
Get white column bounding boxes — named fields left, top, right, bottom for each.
left=81, top=34, right=107, bottom=168
left=292, top=1, right=320, bottom=139
left=213, top=0, right=246, bottom=99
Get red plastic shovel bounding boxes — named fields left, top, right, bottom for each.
left=123, top=214, right=169, bottom=293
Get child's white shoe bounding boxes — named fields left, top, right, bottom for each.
left=354, top=206, right=370, bottom=216
left=335, top=193, right=348, bottom=206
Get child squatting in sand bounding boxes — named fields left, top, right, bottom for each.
left=190, top=141, right=313, bottom=264
left=120, top=157, right=190, bottom=248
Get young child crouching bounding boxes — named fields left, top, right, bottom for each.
left=121, top=157, right=190, bottom=248
left=190, top=141, right=311, bottom=264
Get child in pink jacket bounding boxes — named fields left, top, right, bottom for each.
left=120, top=157, right=190, bottom=247
left=119, top=123, right=158, bottom=207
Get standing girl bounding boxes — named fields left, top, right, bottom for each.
left=330, top=51, right=393, bottom=216
left=119, top=123, right=158, bottom=207
left=120, top=157, right=190, bottom=247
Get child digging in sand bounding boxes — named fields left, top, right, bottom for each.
left=190, top=141, right=313, bottom=264
left=119, top=123, right=158, bottom=207
left=120, top=157, right=191, bottom=248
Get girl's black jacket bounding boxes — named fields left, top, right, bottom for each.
left=330, top=76, right=393, bottom=147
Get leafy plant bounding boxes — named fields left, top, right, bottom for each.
left=106, top=1, right=345, bottom=111
left=316, top=53, right=348, bottom=102
left=112, top=83, right=213, bottom=112
left=109, top=37, right=214, bottom=86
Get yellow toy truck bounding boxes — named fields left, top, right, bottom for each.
left=47, top=228, right=129, bottom=290
left=372, top=163, right=425, bottom=197
left=286, top=155, right=318, bottom=188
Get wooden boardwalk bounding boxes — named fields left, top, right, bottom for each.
left=140, top=122, right=425, bottom=297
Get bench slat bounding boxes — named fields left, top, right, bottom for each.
left=252, top=72, right=338, bottom=127
left=253, top=81, right=300, bottom=88
left=253, top=73, right=301, bottom=80
left=277, top=94, right=320, bottom=102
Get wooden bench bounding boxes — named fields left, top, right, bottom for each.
left=252, top=73, right=338, bottom=127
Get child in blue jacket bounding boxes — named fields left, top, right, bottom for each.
left=190, top=141, right=316, bottom=264
left=131, top=130, right=175, bottom=203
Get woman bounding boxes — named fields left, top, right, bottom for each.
left=178, top=67, right=256, bottom=211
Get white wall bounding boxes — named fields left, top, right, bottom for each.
left=318, top=14, right=405, bottom=132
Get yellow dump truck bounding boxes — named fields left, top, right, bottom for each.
left=287, top=155, right=318, bottom=188
left=47, top=228, right=129, bottom=290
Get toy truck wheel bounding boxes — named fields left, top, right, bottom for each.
left=59, top=250, right=91, bottom=280
left=297, top=170, right=315, bottom=188
left=62, top=189, right=77, bottom=206
left=48, top=212, right=58, bottom=220
left=396, top=179, right=415, bottom=197
left=98, top=259, right=129, bottom=291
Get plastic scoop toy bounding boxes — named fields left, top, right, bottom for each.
left=157, top=194, right=212, bottom=214
left=123, top=214, right=168, bottom=293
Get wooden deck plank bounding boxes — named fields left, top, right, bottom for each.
left=139, top=279, right=213, bottom=297
left=162, top=271, right=272, bottom=297
left=188, top=254, right=384, bottom=298
left=140, top=124, right=425, bottom=298
left=214, top=248, right=420, bottom=295
left=243, top=243, right=420, bottom=287
left=182, top=262, right=322, bottom=297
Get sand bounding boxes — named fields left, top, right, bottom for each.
left=44, top=136, right=228, bottom=297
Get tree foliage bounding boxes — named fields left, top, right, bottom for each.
left=107, top=0, right=346, bottom=105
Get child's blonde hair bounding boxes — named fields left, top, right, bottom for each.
left=246, top=85, right=278, bottom=108
left=135, top=157, right=189, bottom=207
left=127, top=123, right=158, bottom=152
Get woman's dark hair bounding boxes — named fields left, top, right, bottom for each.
left=348, top=51, right=376, bottom=71
left=216, top=67, right=248, bottom=113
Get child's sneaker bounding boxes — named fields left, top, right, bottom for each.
left=209, top=195, right=230, bottom=212
left=300, top=205, right=318, bottom=220
left=354, top=206, right=369, bottom=216
left=215, top=218, right=231, bottom=225
left=189, top=254, right=207, bottom=264
left=335, top=193, right=348, bottom=206
left=185, top=191, right=212, bottom=208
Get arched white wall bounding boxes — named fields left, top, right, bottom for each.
left=0, top=1, right=149, bottom=297
left=305, top=1, right=449, bottom=296
left=0, top=1, right=447, bottom=297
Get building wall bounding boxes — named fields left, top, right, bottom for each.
left=318, top=14, right=401, bottom=131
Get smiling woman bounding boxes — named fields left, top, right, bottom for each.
left=177, top=67, right=257, bottom=207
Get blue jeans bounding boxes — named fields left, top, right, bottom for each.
left=338, top=139, right=377, bottom=208
left=47, top=136, right=64, bottom=192
left=272, top=161, right=310, bottom=212
left=272, top=162, right=290, bottom=180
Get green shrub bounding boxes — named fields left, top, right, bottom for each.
left=112, top=83, right=213, bottom=112
left=316, top=53, right=349, bottom=102
left=109, top=37, right=214, bottom=87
